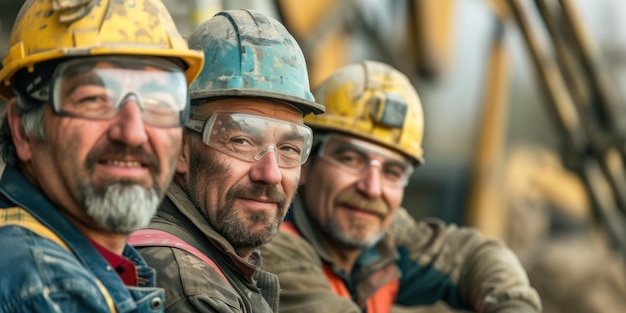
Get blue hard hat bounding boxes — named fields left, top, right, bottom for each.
left=188, top=9, right=324, bottom=116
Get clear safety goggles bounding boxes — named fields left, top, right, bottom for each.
left=186, top=112, right=313, bottom=168
left=317, top=134, right=414, bottom=187
left=41, top=56, right=189, bottom=127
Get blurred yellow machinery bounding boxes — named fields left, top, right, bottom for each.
left=502, top=0, right=626, bottom=262
left=274, top=0, right=456, bottom=85
left=1, top=0, right=623, bottom=258
left=1, top=0, right=625, bottom=311
left=274, top=0, right=626, bottom=264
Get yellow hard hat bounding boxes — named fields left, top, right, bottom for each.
left=308, top=60, right=425, bottom=164
left=0, top=0, right=204, bottom=100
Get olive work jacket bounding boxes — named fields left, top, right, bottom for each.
left=259, top=195, right=542, bottom=313
left=135, top=183, right=280, bottom=312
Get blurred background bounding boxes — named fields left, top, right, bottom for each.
left=2, top=0, right=626, bottom=312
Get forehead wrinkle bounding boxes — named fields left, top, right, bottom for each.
left=329, top=136, right=409, bottom=164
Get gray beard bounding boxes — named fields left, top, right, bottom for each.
left=84, top=184, right=159, bottom=234
left=323, top=219, right=384, bottom=249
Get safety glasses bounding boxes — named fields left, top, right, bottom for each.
left=317, top=134, right=414, bottom=187
left=46, top=56, right=189, bottom=127
left=186, top=112, right=313, bottom=168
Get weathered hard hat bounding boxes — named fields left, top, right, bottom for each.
left=0, top=0, right=204, bottom=100
left=187, top=9, right=324, bottom=116
left=309, top=60, right=425, bottom=164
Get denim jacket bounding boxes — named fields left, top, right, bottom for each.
left=0, top=165, right=165, bottom=313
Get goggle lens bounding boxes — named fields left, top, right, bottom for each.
left=318, top=134, right=414, bottom=187
left=187, top=112, right=313, bottom=168
left=50, top=56, right=189, bottom=127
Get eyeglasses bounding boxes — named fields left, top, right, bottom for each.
left=38, top=56, right=189, bottom=127
left=186, top=112, right=313, bottom=168
left=317, top=134, right=414, bottom=187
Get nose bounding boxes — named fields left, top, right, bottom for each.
left=107, top=98, right=148, bottom=146
left=355, top=160, right=383, bottom=198
left=250, top=148, right=282, bottom=185
left=254, top=145, right=278, bottom=162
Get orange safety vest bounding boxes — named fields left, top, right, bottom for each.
left=280, top=221, right=399, bottom=313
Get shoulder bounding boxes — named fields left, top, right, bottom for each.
left=0, top=225, right=113, bottom=312
left=261, top=229, right=317, bottom=256
left=0, top=224, right=84, bottom=270
left=137, top=245, right=228, bottom=283
left=388, top=207, right=485, bottom=251
left=136, top=245, right=242, bottom=310
left=259, top=230, right=321, bottom=273
left=259, top=232, right=362, bottom=313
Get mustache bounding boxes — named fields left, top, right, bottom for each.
left=86, top=142, right=160, bottom=174
left=227, top=183, right=287, bottom=208
left=335, top=188, right=389, bottom=218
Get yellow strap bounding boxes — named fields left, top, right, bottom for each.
left=0, top=207, right=118, bottom=313
left=0, top=207, right=70, bottom=250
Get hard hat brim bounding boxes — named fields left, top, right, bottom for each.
left=191, top=89, right=325, bottom=116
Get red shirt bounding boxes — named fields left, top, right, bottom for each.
left=89, top=239, right=138, bottom=286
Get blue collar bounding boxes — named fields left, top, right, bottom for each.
left=0, top=165, right=146, bottom=311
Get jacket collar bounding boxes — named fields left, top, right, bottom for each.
left=290, top=194, right=336, bottom=263
left=289, top=193, right=401, bottom=306
left=0, top=165, right=155, bottom=312
left=162, top=183, right=259, bottom=278
left=290, top=194, right=400, bottom=270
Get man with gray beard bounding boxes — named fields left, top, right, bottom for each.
left=84, top=184, right=160, bottom=234
left=129, top=9, right=328, bottom=313
left=259, top=61, right=542, bottom=313
left=0, top=0, right=204, bottom=311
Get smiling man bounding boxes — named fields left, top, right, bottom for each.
left=0, top=0, right=203, bottom=312
left=259, top=61, right=542, bottom=313
left=129, top=9, right=326, bottom=313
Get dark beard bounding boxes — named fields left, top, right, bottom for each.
left=187, top=147, right=289, bottom=250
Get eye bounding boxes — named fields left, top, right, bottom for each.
left=67, top=85, right=113, bottom=114
left=72, top=86, right=107, bottom=102
left=334, top=151, right=367, bottom=169
left=78, top=94, right=107, bottom=104
left=382, top=164, right=407, bottom=182
left=228, top=136, right=250, bottom=145
left=280, top=145, right=299, bottom=153
left=278, top=143, right=303, bottom=159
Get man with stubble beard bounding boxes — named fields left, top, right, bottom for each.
left=130, top=9, right=327, bottom=313
left=259, top=61, right=542, bottom=313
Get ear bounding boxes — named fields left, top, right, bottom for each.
left=299, top=159, right=312, bottom=185
left=176, top=131, right=192, bottom=174
left=6, top=98, right=33, bottom=162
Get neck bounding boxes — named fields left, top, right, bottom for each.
left=319, top=235, right=362, bottom=274
left=85, top=229, right=128, bottom=254
left=62, top=210, right=128, bottom=254
left=235, top=247, right=252, bottom=260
